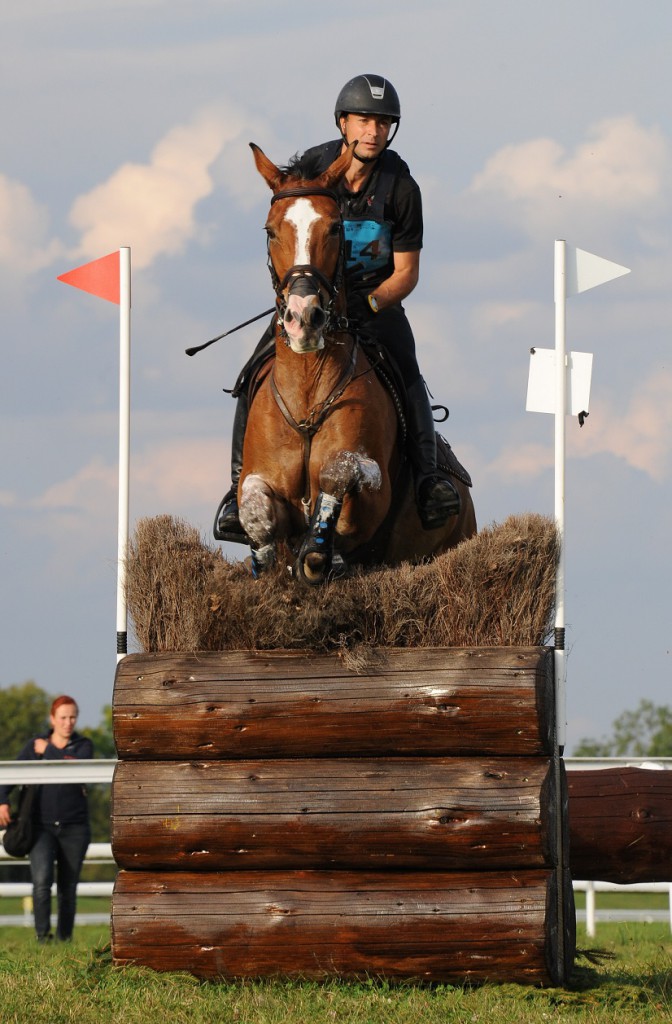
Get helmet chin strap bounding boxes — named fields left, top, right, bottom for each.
left=353, top=149, right=378, bottom=164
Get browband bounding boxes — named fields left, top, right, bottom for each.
left=271, top=186, right=339, bottom=205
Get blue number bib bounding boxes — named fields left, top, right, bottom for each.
left=344, top=220, right=393, bottom=281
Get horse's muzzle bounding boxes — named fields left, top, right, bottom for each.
left=283, top=294, right=327, bottom=349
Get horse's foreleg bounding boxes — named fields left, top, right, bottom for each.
left=296, top=491, right=342, bottom=584
left=296, top=450, right=382, bottom=585
left=238, top=474, right=279, bottom=576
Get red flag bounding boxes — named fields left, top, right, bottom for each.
left=57, top=251, right=120, bottom=304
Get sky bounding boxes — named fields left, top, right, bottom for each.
left=1, top=0, right=670, bottom=754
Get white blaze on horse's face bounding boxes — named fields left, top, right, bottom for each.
left=282, top=197, right=327, bottom=353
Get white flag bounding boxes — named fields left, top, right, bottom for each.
left=566, top=246, right=630, bottom=296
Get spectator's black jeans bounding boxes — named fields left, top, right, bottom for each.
left=29, top=822, right=91, bottom=940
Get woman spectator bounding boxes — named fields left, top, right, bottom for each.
left=0, top=695, right=92, bottom=942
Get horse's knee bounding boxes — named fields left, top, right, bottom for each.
left=239, top=474, right=275, bottom=546
left=319, top=450, right=382, bottom=500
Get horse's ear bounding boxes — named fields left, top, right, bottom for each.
left=318, top=141, right=357, bottom=191
left=250, top=142, right=286, bottom=192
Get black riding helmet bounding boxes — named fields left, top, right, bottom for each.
left=334, top=74, right=400, bottom=149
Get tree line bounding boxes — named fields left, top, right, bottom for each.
left=573, top=699, right=672, bottom=758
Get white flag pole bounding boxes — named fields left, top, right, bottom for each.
left=554, top=240, right=567, bottom=750
left=527, top=244, right=629, bottom=750
left=116, top=247, right=131, bottom=662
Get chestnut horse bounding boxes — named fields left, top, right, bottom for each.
left=238, top=142, right=476, bottom=583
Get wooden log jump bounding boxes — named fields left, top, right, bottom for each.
left=111, top=646, right=574, bottom=985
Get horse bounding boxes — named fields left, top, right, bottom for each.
left=237, top=142, right=476, bottom=584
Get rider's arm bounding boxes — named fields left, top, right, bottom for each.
left=370, top=249, right=420, bottom=311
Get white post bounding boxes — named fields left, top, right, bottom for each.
left=586, top=881, right=596, bottom=938
left=116, top=247, right=131, bottom=661
left=554, top=240, right=567, bottom=750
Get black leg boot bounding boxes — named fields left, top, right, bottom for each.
left=213, top=391, right=249, bottom=541
left=406, top=378, right=461, bottom=529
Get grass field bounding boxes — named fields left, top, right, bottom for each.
left=1, top=920, right=670, bottom=1024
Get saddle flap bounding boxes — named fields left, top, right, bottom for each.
left=437, top=434, right=472, bottom=488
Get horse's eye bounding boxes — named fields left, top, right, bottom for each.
left=328, top=222, right=341, bottom=237
left=265, top=227, right=276, bottom=241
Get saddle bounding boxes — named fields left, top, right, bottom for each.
left=357, top=335, right=473, bottom=490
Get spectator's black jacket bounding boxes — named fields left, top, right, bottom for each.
left=0, top=731, right=93, bottom=825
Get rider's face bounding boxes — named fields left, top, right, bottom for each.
left=340, top=114, right=392, bottom=161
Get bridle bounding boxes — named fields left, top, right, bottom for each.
left=266, top=185, right=349, bottom=340
left=266, top=184, right=355, bottom=520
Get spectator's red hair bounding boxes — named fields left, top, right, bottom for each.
left=50, top=695, right=79, bottom=716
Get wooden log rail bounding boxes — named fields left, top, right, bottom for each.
left=112, top=868, right=574, bottom=986
left=569, top=767, right=672, bottom=883
left=113, top=647, right=555, bottom=759
left=111, top=756, right=561, bottom=871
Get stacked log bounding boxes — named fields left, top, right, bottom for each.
left=568, top=767, right=672, bottom=883
left=111, top=646, right=575, bottom=985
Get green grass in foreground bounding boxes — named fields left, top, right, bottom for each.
left=0, top=922, right=670, bottom=1024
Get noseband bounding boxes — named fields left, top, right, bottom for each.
left=267, top=186, right=347, bottom=337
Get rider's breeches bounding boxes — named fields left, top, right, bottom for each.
left=360, top=304, right=421, bottom=384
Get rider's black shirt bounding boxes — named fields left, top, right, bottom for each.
left=300, top=140, right=423, bottom=290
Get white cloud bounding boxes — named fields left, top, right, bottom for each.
left=34, top=456, right=117, bottom=516
left=0, top=174, right=62, bottom=276
left=481, top=367, right=672, bottom=487
left=29, top=436, right=227, bottom=544
left=68, top=107, right=249, bottom=269
left=453, top=116, right=672, bottom=255
left=132, top=437, right=226, bottom=512
left=571, top=369, right=672, bottom=481
left=485, top=441, right=554, bottom=482
left=470, top=300, right=541, bottom=335
left=469, top=116, right=669, bottom=208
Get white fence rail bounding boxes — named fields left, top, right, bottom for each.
left=1, top=758, right=671, bottom=930
left=0, top=759, right=116, bottom=785
left=574, top=881, right=672, bottom=937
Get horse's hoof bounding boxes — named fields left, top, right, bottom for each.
left=296, top=551, right=329, bottom=586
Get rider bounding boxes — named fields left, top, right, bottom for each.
left=214, top=73, right=460, bottom=540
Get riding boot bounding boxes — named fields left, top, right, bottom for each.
left=213, top=391, right=249, bottom=540
left=406, top=378, right=461, bottom=529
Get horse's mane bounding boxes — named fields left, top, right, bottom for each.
left=280, top=151, right=324, bottom=182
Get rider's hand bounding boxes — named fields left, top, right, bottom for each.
left=346, top=290, right=373, bottom=323
left=0, top=803, right=12, bottom=828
